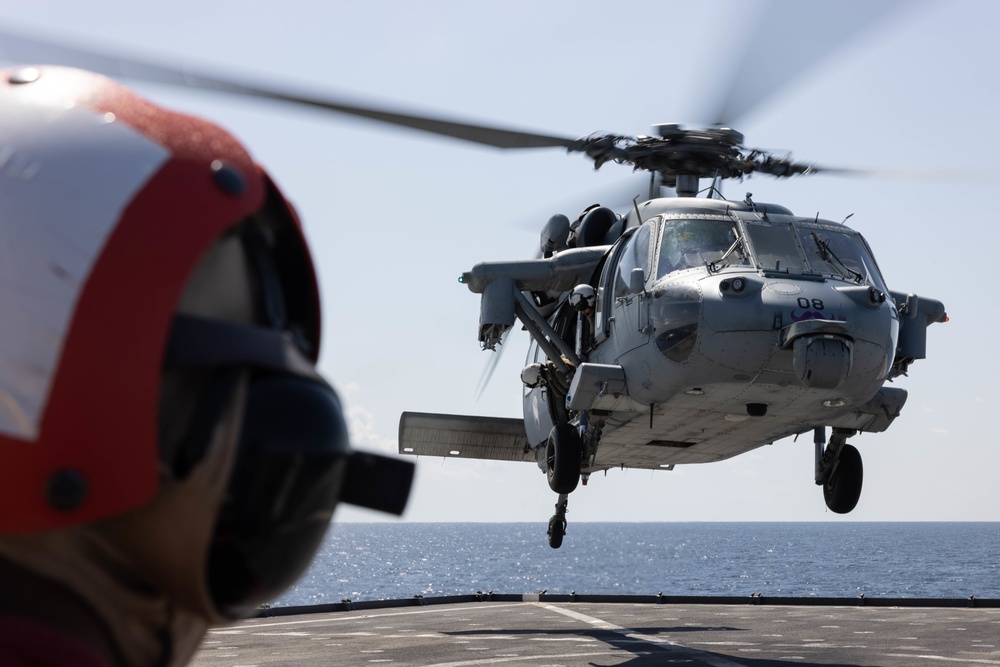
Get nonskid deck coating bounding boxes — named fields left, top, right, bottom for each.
left=191, top=598, right=1000, bottom=666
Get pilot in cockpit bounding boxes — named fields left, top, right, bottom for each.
left=658, top=219, right=738, bottom=276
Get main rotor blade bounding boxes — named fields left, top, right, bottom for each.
left=0, top=29, right=579, bottom=150
left=805, top=165, right=979, bottom=181
left=699, top=0, right=910, bottom=127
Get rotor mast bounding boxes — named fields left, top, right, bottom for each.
left=655, top=124, right=700, bottom=197
left=674, top=174, right=700, bottom=198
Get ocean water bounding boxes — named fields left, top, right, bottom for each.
left=274, top=522, right=1000, bottom=606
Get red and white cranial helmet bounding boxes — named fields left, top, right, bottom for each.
left=0, top=66, right=321, bottom=534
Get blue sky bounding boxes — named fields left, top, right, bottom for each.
left=1, top=0, right=997, bottom=524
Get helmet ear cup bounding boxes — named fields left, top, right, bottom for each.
left=206, top=375, right=351, bottom=618
left=161, top=313, right=356, bottom=617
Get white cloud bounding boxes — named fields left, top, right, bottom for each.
left=341, top=381, right=362, bottom=401
left=346, top=403, right=396, bottom=454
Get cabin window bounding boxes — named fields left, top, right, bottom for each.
left=595, top=233, right=629, bottom=339
left=656, top=218, right=745, bottom=278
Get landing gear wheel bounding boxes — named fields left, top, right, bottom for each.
left=547, top=494, right=569, bottom=550
left=547, top=515, right=566, bottom=549
left=546, top=423, right=582, bottom=494
left=824, top=443, right=863, bottom=514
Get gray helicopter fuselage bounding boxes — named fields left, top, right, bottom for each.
left=519, top=197, right=943, bottom=472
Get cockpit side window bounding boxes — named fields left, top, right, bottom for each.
left=612, top=222, right=652, bottom=299
left=656, top=218, right=744, bottom=278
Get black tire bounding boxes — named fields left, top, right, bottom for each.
left=547, top=515, right=566, bottom=549
left=546, top=423, right=582, bottom=494
left=824, top=444, right=864, bottom=514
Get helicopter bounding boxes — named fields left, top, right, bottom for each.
left=397, top=123, right=947, bottom=548
left=0, top=6, right=950, bottom=547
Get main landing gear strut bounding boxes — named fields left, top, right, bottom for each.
left=814, top=427, right=864, bottom=514
left=545, top=423, right=583, bottom=548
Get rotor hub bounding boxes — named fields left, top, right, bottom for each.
left=569, top=125, right=818, bottom=192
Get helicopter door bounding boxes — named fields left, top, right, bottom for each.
left=522, top=338, right=553, bottom=447
left=608, top=222, right=652, bottom=358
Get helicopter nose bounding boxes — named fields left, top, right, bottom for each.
left=791, top=335, right=853, bottom=390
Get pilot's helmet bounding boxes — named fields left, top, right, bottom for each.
left=0, top=65, right=360, bottom=619
left=568, top=284, right=597, bottom=311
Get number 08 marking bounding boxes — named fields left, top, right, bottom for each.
left=797, top=297, right=824, bottom=310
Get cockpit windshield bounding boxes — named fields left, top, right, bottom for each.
left=744, top=223, right=806, bottom=273
left=656, top=218, right=747, bottom=279
left=742, top=221, right=888, bottom=292
left=656, top=217, right=888, bottom=293
left=797, top=225, right=888, bottom=293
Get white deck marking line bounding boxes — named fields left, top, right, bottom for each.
left=882, top=654, right=1000, bottom=665
left=423, top=650, right=621, bottom=667
left=538, top=603, right=748, bottom=667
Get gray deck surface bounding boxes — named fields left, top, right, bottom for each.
left=191, top=600, right=1000, bottom=666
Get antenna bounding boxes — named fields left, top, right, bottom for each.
left=632, top=196, right=644, bottom=224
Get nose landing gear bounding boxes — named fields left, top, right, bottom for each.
left=815, top=427, right=864, bottom=514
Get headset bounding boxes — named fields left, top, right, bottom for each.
left=163, top=219, right=412, bottom=618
